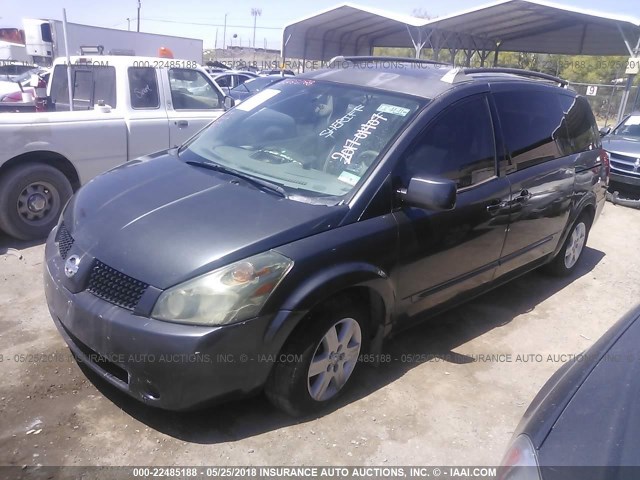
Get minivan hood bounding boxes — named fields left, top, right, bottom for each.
left=64, top=151, right=346, bottom=289
left=602, top=135, right=640, bottom=157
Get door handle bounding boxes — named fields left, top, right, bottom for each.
left=486, top=199, right=508, bottom=214
left=175, top=120, right=189, bottom=127
left=513, top=189, right=531, bottom=204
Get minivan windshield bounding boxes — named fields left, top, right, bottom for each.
left=181, top=79, right=423, bottom=202
left=613, top=114, right=640, bottom=139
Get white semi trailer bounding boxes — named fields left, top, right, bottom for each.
left=22, top=18, right=203, bottom=65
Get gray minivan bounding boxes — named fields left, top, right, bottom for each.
left=45, top=58, right=609, bottom=415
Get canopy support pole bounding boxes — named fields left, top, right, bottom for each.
left=406, top=25, right=431, bottom=59
left=616, top=26, right=639, bottom=123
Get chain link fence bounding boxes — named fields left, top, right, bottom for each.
left=568, top=82, right=639, bottom=128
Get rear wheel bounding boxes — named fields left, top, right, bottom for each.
left=0, top=163, right=73, bottom=240
left=543, top=214, right=591, bottom=276
left=266, top=298, right=369, bottom=416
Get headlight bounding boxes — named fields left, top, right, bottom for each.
left=498, top=435, right=542, bottom=480
left=151, top=251, right=293, bottom=326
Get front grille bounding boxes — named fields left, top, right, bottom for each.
left=87, top=260, right=148, bottom=311
left=610, top=152, right=638, bottom=163
left=55, top=223, right=74, bottom=260
left=610, top=160, right=636, bottom=173
left=609, top=153, right=640, bottom=173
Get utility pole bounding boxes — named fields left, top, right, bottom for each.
left=137, top=0, right=141, bottom=32
left=251, top=8, right=262, bottom=48
left=222, top=13, right=228, bottom=50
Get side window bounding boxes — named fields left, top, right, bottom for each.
left=41, top=23, right=53, bottom=43
left=400, top=95, right=497, bottom=189
left=92, top=67, right=117, bottom=107
left=558, top=95, right=600, bottom=153
left=168, top=69, right=222, bottom=110
left=215, top=75, right=231, bottom=88
left=128, top=67, right=159, bottom=109
left=494, top=90, right=567, bottom=169
left=50, top=65, right=117, bottom=110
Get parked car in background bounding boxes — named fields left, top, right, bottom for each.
left=227, top=74, right=286, bottom=101
left=601, top=112, right=640, bottom=189
left=500, top=304, right=640, bottom=479
left=212, top=70, right=258, bottom=94
left=0, top=55, right=227, bottom=240
left=258, top=68, right=295, bottom=76
left=45, top=59, right=608, bottom=417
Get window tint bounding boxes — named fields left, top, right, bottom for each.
left=558, top=95, right=600, bottom=153
left=494, top=90, right=567, bottom=169
left=50, top=65, right=117, bottom=110
left=128, top=67, right=159, bottom=109
left=168, top=69, right=222, bottom=110
left=400, top=95, right=496, bottom=189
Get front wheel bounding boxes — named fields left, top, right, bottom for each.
left=543, top=214, right=591, bottom=276
left=266, top=298, right=369, bottom=416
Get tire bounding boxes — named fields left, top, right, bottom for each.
left=265, top=297, right=370, bottom=416
left=0, top=163, right=73, bottom=240
left=542, top=213, right=591, bottom=277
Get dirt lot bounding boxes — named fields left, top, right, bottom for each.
left=1, top=202, right=639, bottom=469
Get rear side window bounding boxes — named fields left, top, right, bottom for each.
left=558, top=95, right=600, bottom=153
left=128, top=67, right=159, bottom=109
left=50, top=65, right=117, bottom=110
left=494, top=90, right=567, bottom=170
left=400, top=95, right=496, bottom=189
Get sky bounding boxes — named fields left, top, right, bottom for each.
left=2, top=0, right=639, bottom=50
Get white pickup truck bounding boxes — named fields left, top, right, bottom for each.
left=0, top=55, right=228, bottom=239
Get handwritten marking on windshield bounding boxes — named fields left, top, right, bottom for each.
left=319, top=105, right=365, bottom=139
left=331, top=113, right=388, bottom=165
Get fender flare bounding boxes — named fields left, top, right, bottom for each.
left=263, top=262, right=396, bottom=353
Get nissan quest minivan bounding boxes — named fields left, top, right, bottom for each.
left=45, top=58, right=609, bottom=416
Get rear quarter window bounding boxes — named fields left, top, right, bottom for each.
left=558, top=95, right=600, bottom=153
left=493, top=90, right=567, bottom=170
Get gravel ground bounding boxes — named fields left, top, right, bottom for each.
left=0, top=202, right=639, bottom=469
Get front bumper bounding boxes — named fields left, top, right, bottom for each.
left=44, top=228, right=300, bottom=410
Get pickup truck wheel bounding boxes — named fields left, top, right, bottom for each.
left=0, top=163, right=73, bottom=240
left=543, top=214, right=591, bottom=277
left=265, top=298, right=369, bottom=417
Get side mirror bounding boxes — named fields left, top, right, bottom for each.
left=400, top=176, right=457, bottom=211
left=599, top=127, right=611, bottom=137
left=223, top=96, right=235, bottom=110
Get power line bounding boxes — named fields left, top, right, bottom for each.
left=142, top=17, right=281, bottom=30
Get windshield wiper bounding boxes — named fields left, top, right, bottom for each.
left=186, top=160, right=288, bottom=198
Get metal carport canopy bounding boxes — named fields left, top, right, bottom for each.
left=281, top=0, right=640, bottom=61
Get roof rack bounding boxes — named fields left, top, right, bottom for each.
left=460, top=67, right=568, bottom=87
left=329, top=55, right=451, bottom=67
